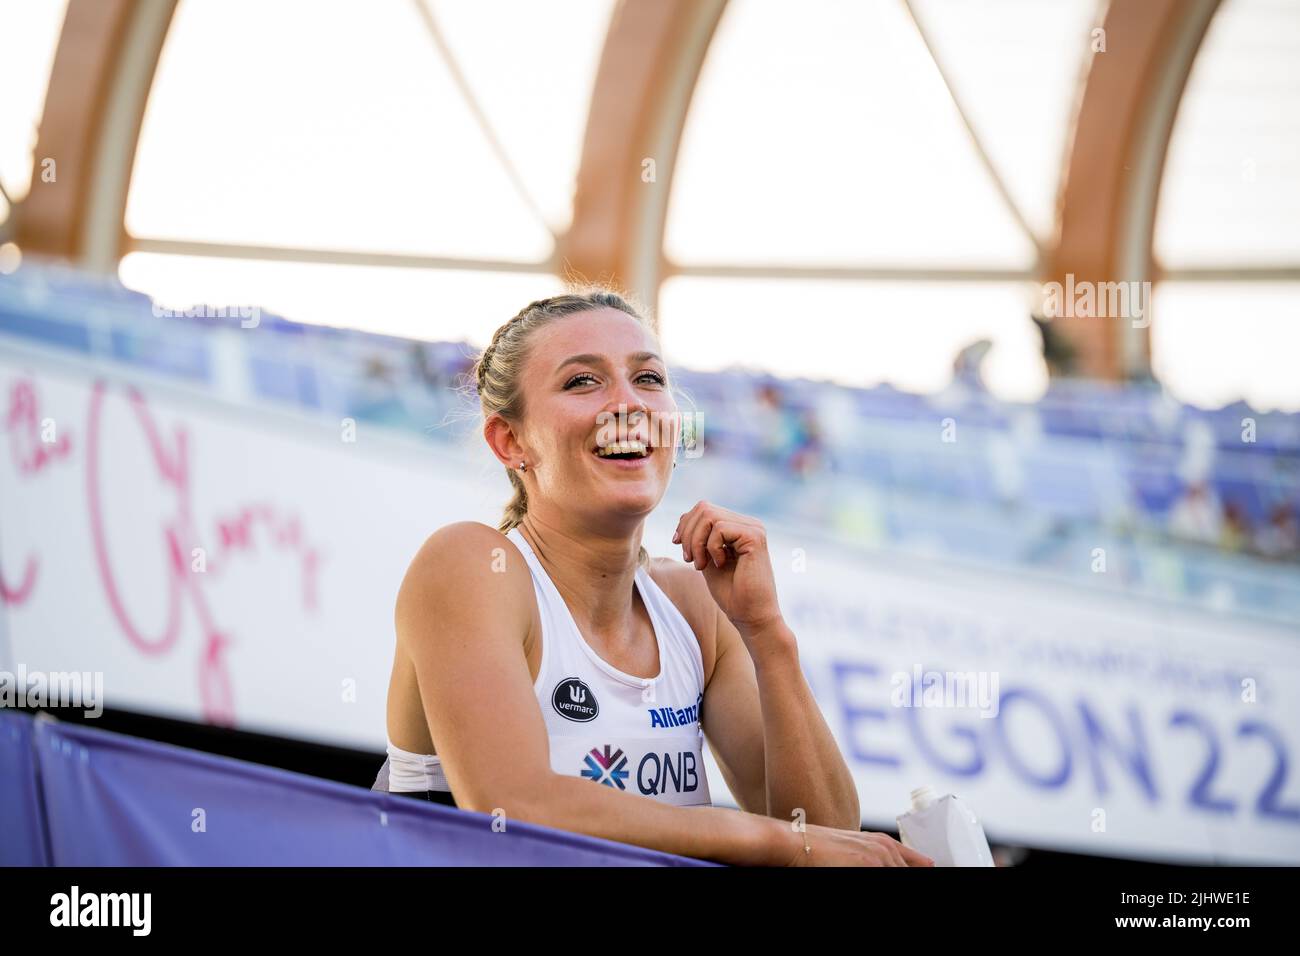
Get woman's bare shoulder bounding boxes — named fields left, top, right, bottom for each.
left=396, top=522, right=533, bottom=624
left=410, top=520, right=516, bottom=561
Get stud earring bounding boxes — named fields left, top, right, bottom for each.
left=518, top=460, right=527, bottom=472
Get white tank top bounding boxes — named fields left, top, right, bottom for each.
left=386, top=526, right=712, bottom=807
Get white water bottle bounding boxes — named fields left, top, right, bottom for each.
left=896, top=785, right=995, bottom=867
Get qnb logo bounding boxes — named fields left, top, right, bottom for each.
left=637, top=750, right=702, bottom=797
left=50, top=886, right=151, bottom=936
left=551, top=677, right=599, bottom=722
left=582, top=744, right=629, bottom=789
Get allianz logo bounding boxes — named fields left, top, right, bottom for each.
left=647, top=702, right=700, bottom=729
left=648, top=692, right=703, bottom=729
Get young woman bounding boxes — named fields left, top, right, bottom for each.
left=374, top=290, right=932, bottom=867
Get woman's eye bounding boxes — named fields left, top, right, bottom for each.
left=564, top=371, right=664, bottom=389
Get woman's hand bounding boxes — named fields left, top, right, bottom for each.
left=784, top=822, right=935, bottom=867
left=672, top=501, right=783, bottom=637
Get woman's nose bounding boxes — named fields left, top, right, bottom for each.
left=605, top=380, right=648, bottom=418
left=602, top=404, right=647, bottom=437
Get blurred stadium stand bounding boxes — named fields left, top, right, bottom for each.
left=4, top=264, right=1295, bottom=625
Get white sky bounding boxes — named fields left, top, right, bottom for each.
left=3, top=0, right=1298, bottom=410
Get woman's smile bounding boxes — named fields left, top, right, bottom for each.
left=591, top=439, right=655, bottom=470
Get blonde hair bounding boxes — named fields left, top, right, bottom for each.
left=472, top=287, right=664, bottom=567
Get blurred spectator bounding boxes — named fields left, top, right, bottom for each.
left=1219, top=500, right=1251, bottom=552
left=754, top=382, right=787, bottom=466
left=755, top=384, right=792, bottom=459
left=1168, top=481, right=1224, bottom=545
left=1032, top=314, right=1077, bottom=378
left=362, top=353, right=396, bottom=385
left=788, top=408, right=824, bottom=477
left=752, top=382, right=824, bottom=478
left=1255, top=503, right=1299, bottom=559
left=951, top=337, right=993, bottom=390
left=1177, top=419, right=1217, bottom=486
left=411, top=342, right=444, bottom=389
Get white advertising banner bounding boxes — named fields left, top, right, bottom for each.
left=2, top=344, right=1298, bottom=863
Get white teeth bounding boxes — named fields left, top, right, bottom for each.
left=595, top=440, right=648, bottom=458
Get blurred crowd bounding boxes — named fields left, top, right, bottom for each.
left=2, top=265, right=1297, bottom=629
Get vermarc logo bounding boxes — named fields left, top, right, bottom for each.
left=551, top=677, right=599, bottom=722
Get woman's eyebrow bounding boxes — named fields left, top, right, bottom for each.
left=557, top=351, right=662, bottom=371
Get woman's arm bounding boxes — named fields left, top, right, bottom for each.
left=700, top=605, right=860, bottom=829
left=674, top=501, right=861, bottom=830
left=737, top=615, right=861, bottom=829
left=517, top=773, right=799, bottom=866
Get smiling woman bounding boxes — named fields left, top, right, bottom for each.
left=372, top=286, right=933, bottom=867
left=472, top=290, right=674, bottom=569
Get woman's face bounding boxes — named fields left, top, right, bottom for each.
left=503, top=308, right=680, bottom=526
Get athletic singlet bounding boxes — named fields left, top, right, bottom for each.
left=374, top=526, right=712, bottom=808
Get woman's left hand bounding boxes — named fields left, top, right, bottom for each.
left=673, top=501, right=784, bottom=636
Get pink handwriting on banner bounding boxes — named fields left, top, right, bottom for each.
left=78, top=377, right=323, bottom=726
left=211, top=505, right=322, bottom=612
left=0, top=378, right=73, bottom=605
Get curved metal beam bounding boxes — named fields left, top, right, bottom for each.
left=558, top=0, right=727, bottom=313
left=15, top=0, right=176, bottom=270
left=1047, top=0, right=1221, bottom=380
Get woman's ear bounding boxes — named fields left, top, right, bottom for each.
left=483, top=414, right=525, bottom=470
